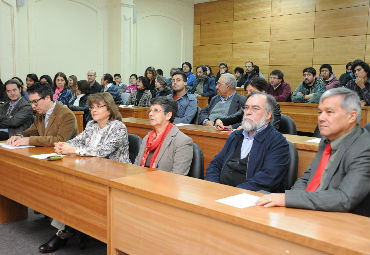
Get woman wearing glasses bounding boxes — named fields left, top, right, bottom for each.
left=134, top=96, right=193, bottom=175
left=125, top=76, right=152, bottom=106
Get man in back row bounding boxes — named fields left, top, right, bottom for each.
left=292, top=67, right=326, bottom=104
left=257, top=88, right=370, bottom=216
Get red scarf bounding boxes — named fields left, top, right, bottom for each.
left=53, top=87, right=64, bottom=101
left=140, top=122, right=174, bottom=168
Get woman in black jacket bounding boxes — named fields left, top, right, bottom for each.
left=68, top=80, right=91, bottom=129
left=154, top=75, right=171, bottom=97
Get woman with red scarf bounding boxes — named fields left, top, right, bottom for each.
left=134, top=96, right=193, bottom=175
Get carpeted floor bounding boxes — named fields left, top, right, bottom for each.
left=0, top=208, right=106, bottom=255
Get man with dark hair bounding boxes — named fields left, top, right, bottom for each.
left=156, top=69, right=163, bottom=76
left=206, top=92, right=289, bottom=191
left=339, top=62, right=354, bottom=87
left=319, top=64, right=339, bottom=90
left=6, top=82, right=78, bottom=146
left=114, top=73, right=127, bottom=94
left=292, top=67, right=326, bottom=103
left=101, top=73, right=123, bottom=105
left=166, top=67, right=181, bottom=89
left=0, top=79, right=33, bottom=140
left=168, top=71, right=197, bottom=124
left=266, top=70, right=291, bottom=102
left=189, top=65, right=216, bottom=98
left=242, top=61, right=258, bottom=86
left=234, top=67, right=245, bottom=87
left=87, top=69, right=102, bottom=94
left=215, top=62, right=230, bottom=83
left=345, top=59, right=370, bottom=105
left=182, top=62, right=196, bottom=88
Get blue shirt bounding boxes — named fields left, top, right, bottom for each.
left=241, top=124, right=268, bottom=158
left=186, top=72, right=196, bottom=87
left=168, top=93, right=197, bottom=124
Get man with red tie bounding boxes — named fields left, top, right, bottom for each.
left=256, top=87, right=370, bottom=216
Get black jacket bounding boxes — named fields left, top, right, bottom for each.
left=68, top=94, right=91, bottom=129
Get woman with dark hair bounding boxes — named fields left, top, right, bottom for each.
left=52, top=72, right=72, bottom=105
left=134, top=96, right=193, bottom=175
left=68, top=75, right=78, bottom=99
left=205, top=65, right=215, bottom=78
left=144, top=66, right=157, bottom=92
left=26, top=73, right=38, bottom=88
left=68, top=80, right=92, bottom=128
left=39, top=75, right=53, bottom=86
left=125, top=74, right=138, bottom=94
left=182, top=61, right=196, bottom=87
left=125, top=76, right=152, bottom=106
left=154, top=75, right=171, bottom=97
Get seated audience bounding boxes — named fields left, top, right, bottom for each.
left=87, top=69, right=102, bottom=94
left=25, top=73, right=39, bottom=100
left=40, top=75, right=53, bottom=86
left=216, top=77, right=281, bottom=130
left=188, top=65, right=216, bottom=98
left=166, top=68, right=180, bottom=89
left=182, top=62, right=196, bottom=88
left=319, top=64, right=339, bottom=90
left=0, top=79, right=6, bottom=102
left=114, top=73, right=127, bottom=94
left=234, top=66, right=245, bottom=87
left=6, top=82, right=78, bottom=147
left=154, top=75, right=171, bottom=97
left=39, top=92, right=130, bottom=253
left=253, top=65, right=265, bottom=79
left=198, top=73, right=245, bottom=127
left=100, top=73, right=123, bottom=105
left=125, top=74, right=138, bottom=94
left=68, top=80, right=92, bottom=128
left=205, top=65, right=215, bottom=79
left=206, top=92, right=289, bottom=191
left=144, top=66, right=157, bottom=97
left=242, top=61, right=258, bottom=87
left=11, top=76, right=26, bottom=100
left=125, top=76, right=152, bottom=106
left=292, top=67, right=326, bottom=103
left=339, top=62, right=354, bottom=87
left=345, top=59, right=370, bottom=106
left=0, top=79, right=33, bottom=140
left=156, top=69, right=164, bottom=76
left=257, top=88, right=370, bottom=217
left=215, top=62, right=230, bottom=83
left=266, top=70, right=291, bottom=102
left=52, top=72, right=73, bottom=105
left=134, top=96, right=193, bottom=175
left=67, top=75, right=78, bottom=99
left=168, top=70, right=197, bottom=123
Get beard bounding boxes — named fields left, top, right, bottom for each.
left=241, top=114, right=267, bottom=133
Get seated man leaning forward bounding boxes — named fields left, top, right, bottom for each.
left=135, top=96, right=193, bottom=175
left=198, top=73, right=246, bottom=128
left=6, top=82, right=78, bottom=147
left=257, top=88, right=370, bottom=216
left=205, top=92, right=290, bottom=192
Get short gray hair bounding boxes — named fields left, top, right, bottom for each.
left=246, top=92, right=276, bottom=124
left=221, top=73, right=237, bottom=90
left=320, top=87, right=361, bottom=124
left=87, top=69, right=97, bottom=75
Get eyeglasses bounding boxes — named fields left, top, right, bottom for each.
left=242, top=105, right=262, bottom=112
left=147, top=108, right=163, bottom=114
left=171, top=78, right=183, bottom=83
left=29, top=96, right=45, bottom=105
left=89, top=105, right=106, bottom=111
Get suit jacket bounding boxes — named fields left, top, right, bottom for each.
left=134, top=125, right=193, bottom=175
left=21, top=102, right=78, bottom=146
left=0, top=97, right=33, bottom=136
left=286, top=126, right=370, bottom=215
left=198, top=92, right=246, bottom=126
left=189, top=76, right=216, bottom=98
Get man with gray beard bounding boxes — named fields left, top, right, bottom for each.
left=205, top=92, right=290, bottom=192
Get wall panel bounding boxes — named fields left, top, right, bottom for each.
left=194, top=25, right=200, bottom=46
left=200, top=22, right=233, bottom=45
left=271, top=12, right=315, bottom=41
left=368, top=13, right=370, bottom=34
left=314, top=7, right=368, bottom=38
left=270, top=39, right=313, bottom=65
left=232, top=42, right=270, bottom=68
left=234, top=0, right=271, bottom=20
left=271, top=0, right=315, bottom=16
left=193, top=46, right=201, bottom=68
left=316, top=0, right=369, bottom=11
left=313, top=36, right=367, bottom=64
left=366, top=35, right=370, bottom=63
left=199, top=44, right=232, bottom=67
left=194, top=3, right=202, bottom=25
left=233, top=17, right=271, bottom=43
left=200, top=0, right=233, bottom=24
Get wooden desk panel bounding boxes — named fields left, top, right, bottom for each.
left=73, top=111, right=84, bottom=133
left=197, top=96, right=208, bottom=109
left=119, top=106, right=149, bottom=119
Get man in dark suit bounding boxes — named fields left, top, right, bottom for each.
left=198, top=73, right=246, bottom=128
left=0, top=79, right=33, bottom=140
left=257, top=88, right=370, bottom=216
left=87, top=69, right=102, bottom=94
left=100, top=73, right=123, bottom=105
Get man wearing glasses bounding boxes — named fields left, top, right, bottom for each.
left=205, top=92, right=289, bottom=192
left=6, top=82, right=78, bottom=147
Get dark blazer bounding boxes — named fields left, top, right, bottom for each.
left=286, top=126, right=370, bottom=216
left=0, top=97, right=33, bottom=136
left=205, top=125, right=290, bottom=192
left=198, top=92, right=246, bottom=126
left=90, top=81, right=102, bottom=94
left=189, top=77, right=216, bottom=98
left=68, top=94, right=91, bottom=129
left=102, top=84, right=123, bottom=105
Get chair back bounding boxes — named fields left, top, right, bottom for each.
left=191, top=106, right=201, bottom=124
left=128, top=133, right=142, bottom=163
left=188, top=143, right=204, bottom=179
left=285, top=141, right=298, bottom=189
left=364, top=122, right=370, bottom=133
left=279, top=114, right=297, bottom=135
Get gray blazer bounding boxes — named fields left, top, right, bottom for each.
left=134, top=125, right=193, bottom=175
left=286, top=126, right=370, bottom=213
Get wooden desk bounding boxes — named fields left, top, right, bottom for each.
left=197, top=96, right=209, bottom=108
left=236, top=87, right=247, bottom=96
left=280, top=102, right=370, bottom=133
left=110, top=170, right=370, bottom=255
left=73, top=111, right=84, bottom=133
left=119, top=106, right=149, bottom=119
left=122, top=117, right=319, bottom=177
left=0, top=146, right=150, bottom=243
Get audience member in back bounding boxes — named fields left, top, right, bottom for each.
left=169, top=70, right=197, bottom=124
left=125, top=74, right=138, bottom=93
left=154, top=75, right=171, bottom=97
left=68, top=80, right=92, bottom=128
left=11, top=76, right=26, bottom=100
left=0, top=79, right=6, bottom=102
left=266, top=70, right=291, bottom=102
left=205, top=65, right=215, bottom=79
left=339, top=62, right=354, bottom=87
left=144, top=66, right=157, bottom=97
left=292, top=67, right=326, bottom=104
left=25, top=73, right=38, bottom=100
left=156, top=69, right=163, bottom=76
left=125, top=76, right=152, bottom=106
left=234, top=67, right=245, bottom=87
left=101, top=73, right=123, bottom=105
left=242, top=61, right=259, bottom=87
left=319, top=64, right=339, bottom=90
left=189, top=65, right=216, bottom=99
left=182, top=62, right=196, bottom=88
left=40, top=75, right=53, bottom=86
left=215, top=62, right=230, bottom=83
left=0, top=79, right=33, bottom=140
left=345, top=59, right=370, bottom=106
left=166, top=67, right=180, bottom=89
left=114, top=73, right=127, bottom=94
left=52, top=72, right=73, bottom=105
left=87, top=69, right=102, bottom=94
left=68, top=75, right=78, bottom=99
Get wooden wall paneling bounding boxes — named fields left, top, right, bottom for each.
left=231, top=42, right=270, bottom=68
left=314, top=6, right=369, bottom=38
left=233, top=17, right=271, bottom=43
left=194, top=3, right=202, bottom=25
left=193, top=46, right=201, bottom=68
left=313, top=35, right=367, bottom=64
left=194, top=25, right=200, bottom=46
left=270, top=39, right=313, bottom=65
left=234, top=0, right=271, bottom=20
left=271, top=0, right=315, bottom=16
left=200, top=0, right=233, bottom=24
left=366, top=35, right=370, bottom=63
left=368, top=12, right=370, bottom=35
left=271, top=12, right=315, bottom=41
left=316, top=0, right=369, bottom=11
left=269, top=65, right=307, bottom=91
left=200, top=21, right=233, bottom=45
left=199, top=44, right=232, bottom=67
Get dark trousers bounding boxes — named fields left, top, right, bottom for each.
left=0, top=131, right=9, bottom=141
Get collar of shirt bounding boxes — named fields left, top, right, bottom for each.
left=104, top=83, right=113, bottom=92
left=325, top=126, right=358, bottom=153
left=220, top=91, right=236, bottom=102
left=242, top=123, right=268, bottom=140
left=272, top=83, right=281, bottom=90
left=9, top=97, right=22, bottom=107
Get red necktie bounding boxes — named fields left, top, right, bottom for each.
left=305, top=143, right=332, bottom=192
